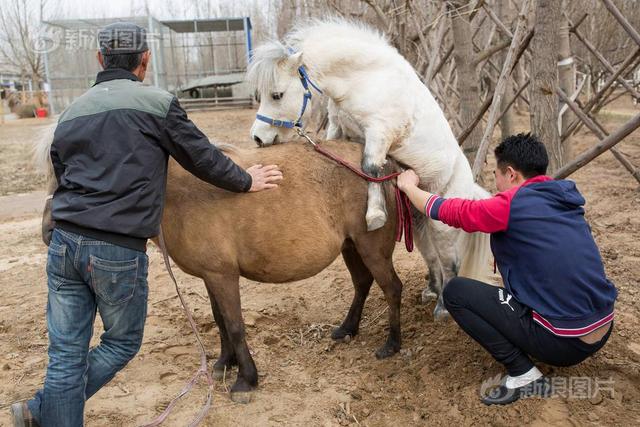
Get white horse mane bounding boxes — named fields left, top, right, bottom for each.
left=246, top=40, right=289, bottom=95
left=246, top=17, right=390, bottom=95
left=284, top=17, right=388, bottom=48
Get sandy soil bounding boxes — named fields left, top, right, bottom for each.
left=0, top=100, right=639, bottom=426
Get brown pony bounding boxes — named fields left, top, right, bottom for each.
left=37, top=136, right=403, bottom=403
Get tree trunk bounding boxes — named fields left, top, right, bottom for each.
left=530, top=0, right=564, bottom=173
left=558, top=6, right=576, bottom=160
left=450, top=0, right=483, bottom=164
left=498, top=0, right=515, bottom=138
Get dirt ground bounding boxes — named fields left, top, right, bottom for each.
left=0, top=99, right=639, bottom=426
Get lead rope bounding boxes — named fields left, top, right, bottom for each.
left=296, top=129, right=414, bottom=252
left=141, top=228, right=214, bottom=427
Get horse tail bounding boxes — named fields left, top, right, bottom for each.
left=457, top=183, right=492, bottom=282
left=32, top=123, right=57, bottom=192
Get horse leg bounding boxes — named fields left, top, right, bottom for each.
left=205, top=285, right=237, bottom=380
left=362, top=131, right=389, bottom=231
left=352, top=238, right=402, bottom=359
left=331, top=239, right=374, bottom=341
left=203, top=272, right=257, bottom=403
left=413, top=215, right=444, bottom=303
left=428, top=221, right=463, bottom=321
left=326, top=100, right=344, bottom=139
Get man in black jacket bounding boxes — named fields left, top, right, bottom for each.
left=12, top=23, right=282, bottom=427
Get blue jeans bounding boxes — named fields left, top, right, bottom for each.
left=28, top=228, right=149, bottom=426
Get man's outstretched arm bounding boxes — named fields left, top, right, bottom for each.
left=162, top=97, right=282, bottom=192
left=397, top=170, right=511, bottom=233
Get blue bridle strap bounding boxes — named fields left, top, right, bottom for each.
left=255, top=65, right=323, bottom=129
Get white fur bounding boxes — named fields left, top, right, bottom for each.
left=32, top=123, right=57, bottom=185
left=248, top=19, right=493, bottom=306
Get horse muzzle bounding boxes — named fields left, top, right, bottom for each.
left=254, top=133, right=279, bottom=148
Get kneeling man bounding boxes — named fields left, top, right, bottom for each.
left=397, top=133, right=617, bottom=405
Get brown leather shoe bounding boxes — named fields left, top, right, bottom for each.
left=10, top=401, right=39, bottom=427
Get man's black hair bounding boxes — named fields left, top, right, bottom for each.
left=102, top=52, right=144, bottom=72
left=494, top=133, right=549, bottom=178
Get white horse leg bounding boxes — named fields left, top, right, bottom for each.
left=326, top=100, right=344, bottom=140
left=362, top=131, right=389, bottom=231
left=365, top=183, right=387, bottom=231
left=412, top=217, right=443, bottom=303
left=428, top=220, right=465, bottom=321
left=326, top=120, right=343, bottom=139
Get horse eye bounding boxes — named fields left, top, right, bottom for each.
left=271, top=92, right=284, bottom=100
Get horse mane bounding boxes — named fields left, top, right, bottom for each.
left=246, top=40, right=289, bottom=95
left=246, top=17, right=391, bottom=95
left=284, top=17, right=388, bottom=50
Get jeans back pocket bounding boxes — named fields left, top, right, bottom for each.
left=90, top=255, right=139, bottom=305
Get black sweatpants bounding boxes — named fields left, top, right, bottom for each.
left=442, top=277, right=613, bottom=376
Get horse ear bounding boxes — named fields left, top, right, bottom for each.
left=287, top=51, right=304, bottom=70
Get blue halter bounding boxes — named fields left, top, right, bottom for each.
left=255, top=65, right=323, bottom=129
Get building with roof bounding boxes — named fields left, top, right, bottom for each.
left=41, top=16, right=253, bottom=112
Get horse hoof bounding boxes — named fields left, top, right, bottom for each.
left=366, top=210, right=387, bottom=231
left=421, top=289, right=437, bottom=304
left=230, top=391, right=253, bottom=404
left=433, top=305, right=451, bottom=321
left=331, top=327, right=355, bottom=342
left=375, top=343, right=400, bottom=359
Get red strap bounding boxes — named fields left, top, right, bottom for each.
left=313, top=144, right=413, bottom=252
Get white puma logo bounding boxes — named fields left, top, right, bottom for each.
left=498, top=289, right=514, bottom=311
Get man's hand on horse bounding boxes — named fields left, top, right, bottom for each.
left=397, top=169, right=420, bottom=192
left=247, top=164, right=283, bottom=192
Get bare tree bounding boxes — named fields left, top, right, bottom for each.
left=557, top=6, right=575, bottom=160
left=0, top=0, right=46, bottom=88
left=529, top=0, right=564, bottom=173
left=450, top=0, right=483, bottom=163
left=497, top=0, right=515, bottom=137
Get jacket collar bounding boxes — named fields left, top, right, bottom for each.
left=94, top=69, right=140, bottom=86
left=522, top=175, right=553, bottom=187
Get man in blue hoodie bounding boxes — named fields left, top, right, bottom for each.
left=397, top=133, right=617, bottom=405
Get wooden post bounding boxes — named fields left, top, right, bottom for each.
left=471, top=0, right=531, bottom=180
left=557, top=88, right=640, bottom=184
left=561, top=49, right=640, bottom=141
left=600, top=0, right=640, bottom=48
left=570, top=25, right=640, bottom=99
left=553, top=112, right=640, bottom=179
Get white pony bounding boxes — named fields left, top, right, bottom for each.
left=248, top=19, right=491, bottom=319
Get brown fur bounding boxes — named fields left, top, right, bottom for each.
left=159, top=139, right=403, bottom=401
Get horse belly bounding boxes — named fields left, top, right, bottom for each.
left=238, top=230, right=344, bottom=283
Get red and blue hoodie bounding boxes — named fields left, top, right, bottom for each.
left=425, top=175, right=617, bottom=337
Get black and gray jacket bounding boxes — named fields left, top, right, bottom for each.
left=51, top=69, right=252, bottom=251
